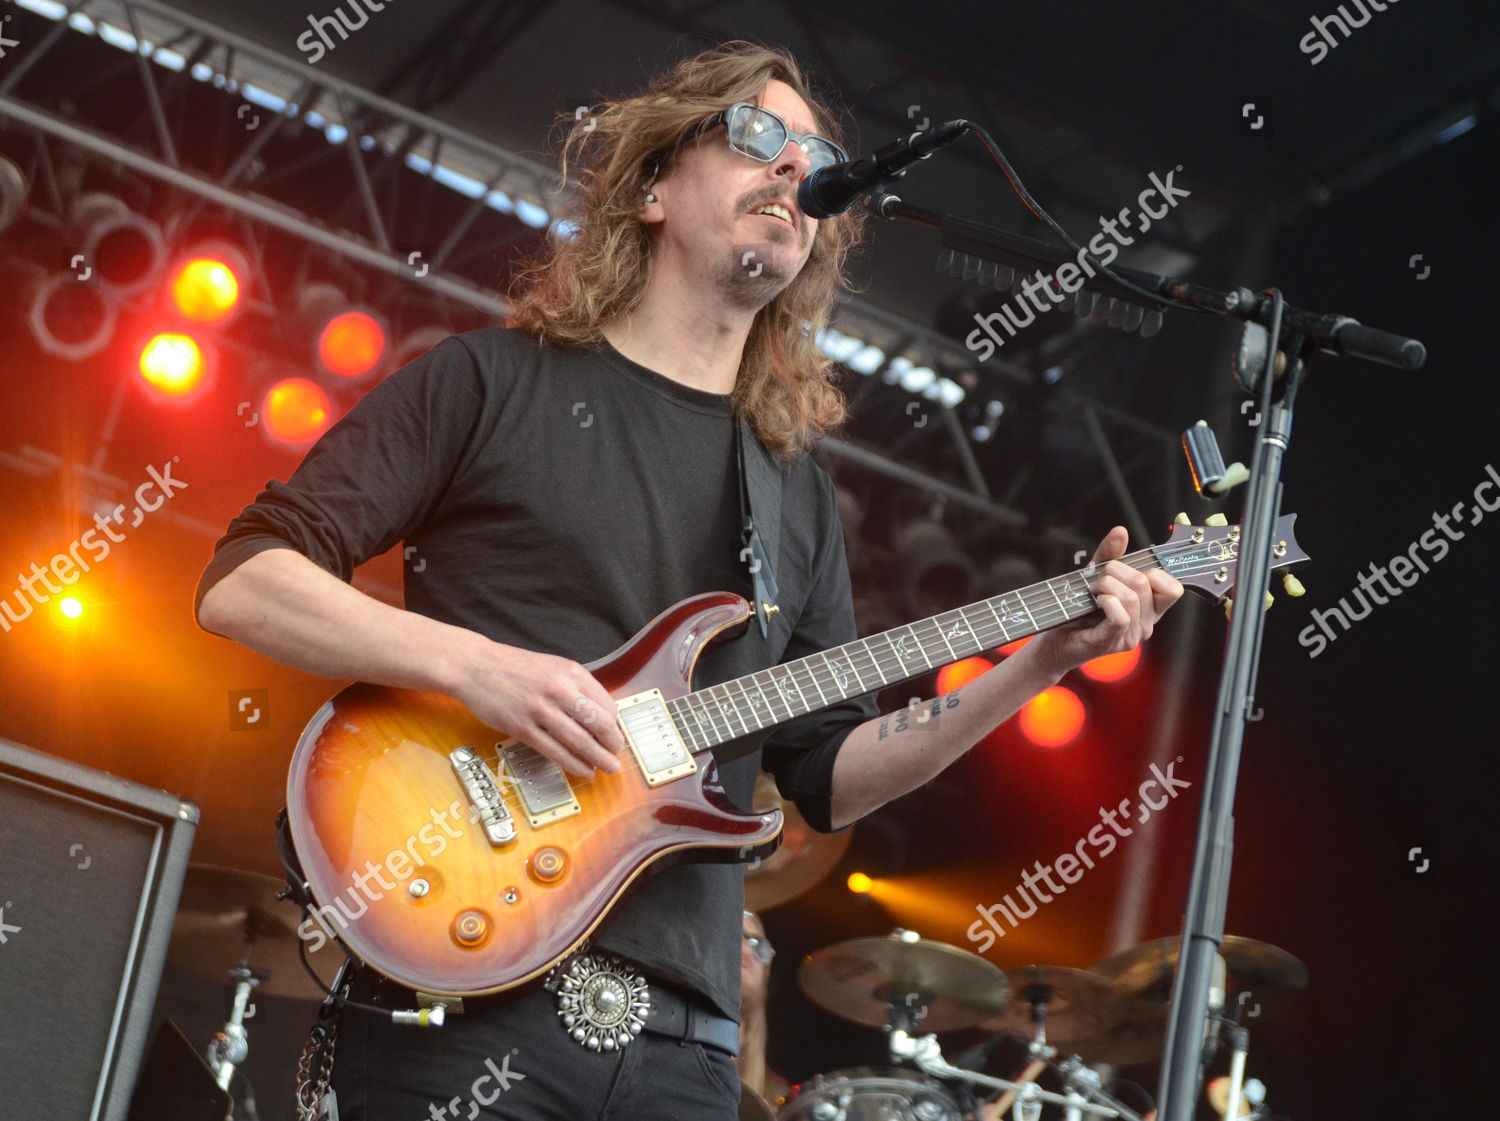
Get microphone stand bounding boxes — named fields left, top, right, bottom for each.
left=868, top=190, right=1425, bottom=1121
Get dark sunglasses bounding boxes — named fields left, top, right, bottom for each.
left=706, top=102, right=847, bottom=173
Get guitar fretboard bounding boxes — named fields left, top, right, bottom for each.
left=666, top=545, right=1167, bottom=753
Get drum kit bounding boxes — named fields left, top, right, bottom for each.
left=167, top=851, right=1309, bottom=1121
left=757, top=928, right=1307, bottom=1121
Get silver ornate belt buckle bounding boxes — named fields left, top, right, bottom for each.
left=551, top=949, right=651, bottom=1051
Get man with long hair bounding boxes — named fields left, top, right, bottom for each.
left=196, top=41, right=1181, bottom=1120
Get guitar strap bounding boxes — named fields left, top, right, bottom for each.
left=735, top=413, right=782, bottom=638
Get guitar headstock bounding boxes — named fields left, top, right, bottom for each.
left=1157, top=514, right=1309, bottom=605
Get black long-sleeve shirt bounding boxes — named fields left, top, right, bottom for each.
left=195, top=327, right=876, bottom=1017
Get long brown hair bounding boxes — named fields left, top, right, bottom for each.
left=508, top=41, right=864, bottom=456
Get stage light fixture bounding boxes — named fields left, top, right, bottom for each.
left=319, top=310, right=388, bottom=379
left=299, top=284, right=388, bottom=381
left=71, top=193, right=167, bottom=297
left=892, top=520, right=979, bottom=618
left=58, top=597, right=83, bottom=620
left=27, top=271, right=117, bottom=361
left=168, top=244, right=247, bottom=325
left=262, top=377, right=335, bottom=447
left=997, top=636, right=1032, bottom=656
left=1019, top=685, right=1084, bottom=747
left=1080, top=645, right=1141, bottom=682
left=138, top=333, right=210, bottom=401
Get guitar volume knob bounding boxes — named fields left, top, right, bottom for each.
left=529, top=847, right=569, bottom=884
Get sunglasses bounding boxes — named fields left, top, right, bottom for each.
left=708, top=102, right=847, bottom=174
left=743, top=931, right=775, bottom=964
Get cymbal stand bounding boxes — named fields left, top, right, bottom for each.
left=888, top=1029, right=1120, bottom=1119
left=1055, top=1056, right=1149, bottom=1121
left=1223, top=1022, right=1251, bottom=1120
left=208, top=961, right=261, bottom=1093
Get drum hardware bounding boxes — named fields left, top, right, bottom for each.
left=886, top=1028, right=1135, bottom=1121
left=798, top=929, right=1011, bottom=1033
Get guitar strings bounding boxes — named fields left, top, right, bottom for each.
left=472, top=532, right=1268, bottom=794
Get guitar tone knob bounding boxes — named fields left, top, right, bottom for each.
left=451, top=909, right=490, bottom=947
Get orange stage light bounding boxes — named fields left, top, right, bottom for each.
left=937, top=656, right=993, bottom=694
left=1080, top=645, right=1141, bottom=682
left=263, top=377, right=334, bottom=446
left=1019, top=685, right=1085, bottom=747
left=997, top=635, right=1032, bottom=656
left=318, top=310, right=387, bottom=379
left=169, top=256, right=241, bottom=323
left=138, top=333, right=208, bottom=399
left=58, top=597, right=83, bottom=619
left=847, top=872, right=874, bottom=894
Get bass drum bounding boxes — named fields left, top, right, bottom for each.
left=775, top=1067, right=963, bottom=1121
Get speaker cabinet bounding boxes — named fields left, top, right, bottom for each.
left=0, top=737, right=198, bottom=1121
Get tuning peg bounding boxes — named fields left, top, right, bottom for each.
left=1174, top=512, right=1190, bottom=525
left=1224, top=596, right=1233, bottom=620
left=1205, top=513, right=1229, bottom=527
left=1282, top=573, right=1306, bottom=597
left=1264, top=590, right=1275, bottom=611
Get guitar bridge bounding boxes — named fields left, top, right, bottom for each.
left=449, top=746, right=517, bottom=846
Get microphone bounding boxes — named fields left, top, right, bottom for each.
left=798, top=119, right=971, bottom=219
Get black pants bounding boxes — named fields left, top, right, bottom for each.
left=327, top=979, right=741, bottom=1121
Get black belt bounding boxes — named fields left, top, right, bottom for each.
left=640, top=982, right=740, bottom=1057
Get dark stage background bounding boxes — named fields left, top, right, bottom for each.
left=1, top=1, right=1496, bottom=1118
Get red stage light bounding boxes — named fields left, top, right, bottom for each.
left=997, top=636, right=1032, bottom=657
left=1080, top=645, right=1141, bottom=682
left=1019, top=685, right=1085, bottom=747
left=169, top=256, right=241, bottom=324
left=318, top=311, right=387, bottom=379
left=263, top=377, right=334, bottom=445
left=937, top=656, right=993, bottom=694
left=138, top=333, right=208, bottom=399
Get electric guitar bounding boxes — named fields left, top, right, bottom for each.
left=285, top=516, right=1307, bottom=996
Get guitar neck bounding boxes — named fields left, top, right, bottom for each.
left=668, top=545, right=1168, bottom=753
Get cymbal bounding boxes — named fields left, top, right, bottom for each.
left=168, top=864, right=340, bottom=1000
left=799, top=930, right=1011, bottom=1032
left=983, top=966, right=1125, bottom=1044
left=1066, top=1006, right=1170, bottom=1069
left=1092, top=935, right=1309, bottom=1021
left=744, top=773, right=852, bottom=912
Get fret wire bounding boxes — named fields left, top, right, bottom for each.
left=700, top=690, right=732, bottom=743
left=733, top=677, right=770, bottom=734
left=714, top=683, right=750, bottom=738
left=756, top=668, right=793, bottom=723
left=669, top=700, right=705, bottom=751
left=859, top=638, right=890, bottom=686
left=795, top=656, right=830, bottom=708
left=820, top=650, right=859, bottom=699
